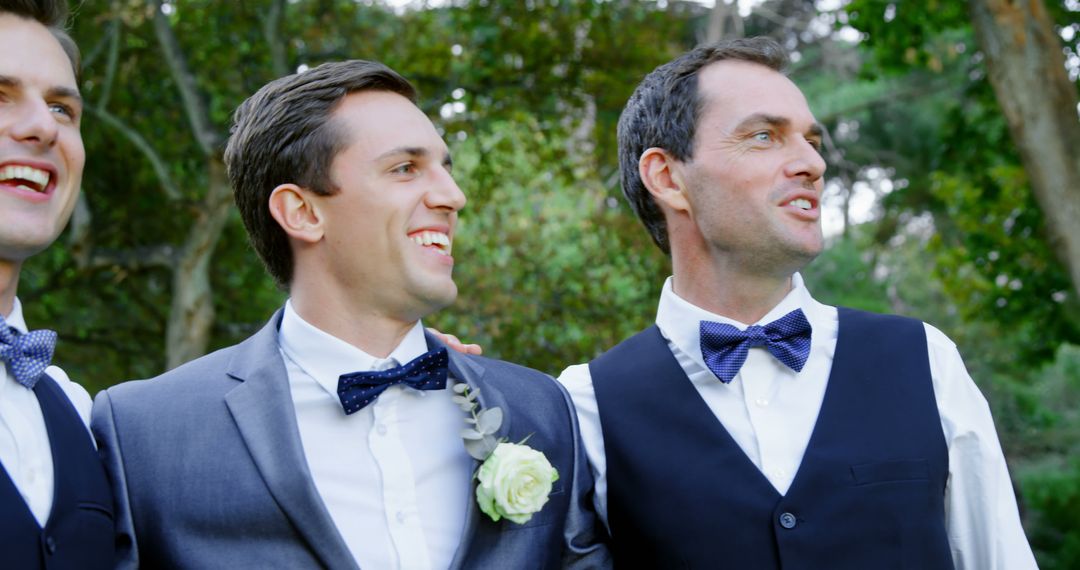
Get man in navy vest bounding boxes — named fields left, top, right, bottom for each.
left=0, top=1, right=115, bottom=569
left=557, top=37, right=1037, bottom=569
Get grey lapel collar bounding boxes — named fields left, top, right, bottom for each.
left=224, top=309, right=358, bottom=570
left=424, top=332, right=513, bottom=570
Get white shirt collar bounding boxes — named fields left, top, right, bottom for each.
left=4, top=297, right=29, bottom=334
left=278, top=299, right=430, bottom=398
left=655, top=273, right=833, bottom=372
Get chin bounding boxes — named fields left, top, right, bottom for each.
left=417, top=281, right=459, bottom=312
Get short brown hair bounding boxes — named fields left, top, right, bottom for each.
left=617, top=37, right=789, bottom=254
left=0, top=0, right=81, bottom=78
left=224, top=60, right=417, bottom=287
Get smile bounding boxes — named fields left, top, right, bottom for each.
left=788, top=198, right=813, bottom=211
left=408, top=230, right=452, bottom=256
left=0, top=164, right=52, bottom=194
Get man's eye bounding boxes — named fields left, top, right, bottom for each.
left=49, top=103, right=75, bottom=119
left=752, top=131, right=772, bottom=143
left=391, top=163, right=417, bottom=175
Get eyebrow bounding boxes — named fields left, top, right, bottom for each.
left=0, top=74, right=83, bottom=104
left=375, top=145, right=454, bottom=168
left=734, top=112, right=824, bottom=139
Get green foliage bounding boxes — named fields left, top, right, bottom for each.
left=1023, top=459, right=1080, bottom=570
left=10, top=2, right=1077, bottom=561
left=1014, top=345, right=1080, bottom=568
left=841, top=0, right=1080, bottom=370
left=802, top=230, right=891, bottom=314
left=429, top=120, right=666, bottom=374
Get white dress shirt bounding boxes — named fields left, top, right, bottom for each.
left=0, top=297, right=92, bottom=526
left=278, top=300, right=473, bottom=570
left=558, top=274, right=1038, bottom=570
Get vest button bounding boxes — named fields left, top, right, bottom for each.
left=779, top=512, right=797, bottom=529
left=45, top=535, right=57, bottom=554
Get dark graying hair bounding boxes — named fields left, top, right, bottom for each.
left=617, top=37, right=789, bottom=254
left=0, top=0, right=80, bottom=78
left=224, top=60, right=417, bottom=287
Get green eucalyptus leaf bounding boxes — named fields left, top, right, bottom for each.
left=464, top=438, right=492, bottom=461
left=477, top=407, right=503, bottom=435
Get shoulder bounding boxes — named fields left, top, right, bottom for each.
left=463, top=353, right=560, bottom=388
left=462, top=353, right=575, bottom=415
left=921, top=321, right=959, bottom=353
left=100, top=343, right=247, bottom=407
left=468, top=351, right=570, bottom=397
left=46, top=365, right=93, bottom=428
left=556, top=363, right=592, bottom=394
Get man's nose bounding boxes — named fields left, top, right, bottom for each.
left=9, top=98, right=60, bottom=149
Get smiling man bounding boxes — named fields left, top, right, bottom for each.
left=558, top=37, right=1037, bottom=568
left=91, top=60, right=609, bottom=569
left=0, top=2, right=115, bottom=569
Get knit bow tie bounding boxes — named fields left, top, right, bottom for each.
left=337, top=348, right=449, bottom=415
left=0, top=313, right=57, bottom=389
left=699, top=309, right=812, bottom=384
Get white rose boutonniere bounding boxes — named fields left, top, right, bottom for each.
left=453, top=383, right=559, bottom=525
left=475, top=442, right=559, bottom=524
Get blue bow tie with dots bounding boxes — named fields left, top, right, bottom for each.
left=337, top=347, right=449, bottom=415
left=700, top=309, right=812, bottom=384
left=0, top=313, right=57, bottom=389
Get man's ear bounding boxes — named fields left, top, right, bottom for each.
left=268, top=184, right=324, bottom=244
left=639, top=147, right=691, bottom=214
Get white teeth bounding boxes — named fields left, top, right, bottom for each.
left=0, top=165, right=51, bottom=191
left=409, top=231, right=452, bottom=255
left=789, top=198, right=812, bottom=210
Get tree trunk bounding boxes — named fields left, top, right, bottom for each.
left=165, top=158, right=233, bottom=369
left=968, top=0, right=1080, bottom=300
left=705, top=0, right=744, bottom=43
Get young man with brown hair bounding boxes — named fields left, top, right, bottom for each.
left=0, top=1, right=114, bottom=568
left=559, top=37, right=1036, bottom=569
left=92, top=60, right=609, bottom=569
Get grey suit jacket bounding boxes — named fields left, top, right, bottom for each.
left=91, top=310, right=610, bottom=569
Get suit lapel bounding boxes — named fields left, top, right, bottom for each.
left=224, top=310, right=358, bottom=570
left=425, top=334, right=512, bottom=570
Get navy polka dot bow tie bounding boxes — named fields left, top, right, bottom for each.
left=700, top=309, right=812, bottom=384
left=0, top=313, right=57, bottom=389
left=337, top=347, right=449, bottom=415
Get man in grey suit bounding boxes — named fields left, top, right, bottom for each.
left=91, top=60, right=609, bottom=569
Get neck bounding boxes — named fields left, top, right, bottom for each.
left=289, top=281, right=418, bottom=359
left=0, top=259, right=20, bottom=318
left=670, top=249, right=794, bottom=324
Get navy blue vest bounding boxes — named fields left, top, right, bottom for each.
left=0, top=375, right=115, bottom=570
left=590, top=308, right=953, bottom=569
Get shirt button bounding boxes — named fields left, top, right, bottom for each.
left=26, top=468, right=37, bottom=484
left=755, top=398, right=769, bottom=407
left=396, top=510, right=406, bottom=523
left=375, top=424, right=388, bottom=436
left=45, top=535, right=57, bottom=554
left=779, top=512, right=797, bottom=529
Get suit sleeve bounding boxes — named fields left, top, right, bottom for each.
left=554, top=379, right=613, bottom=569
left=90, top=390, right=140, bottom=570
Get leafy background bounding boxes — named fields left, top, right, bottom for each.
left=21, top=1, right=1080, bottom=565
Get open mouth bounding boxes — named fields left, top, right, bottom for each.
left=786, top=198, right=815, bottom=211
left=408, top=230, right=452, bottom=256
left=0, top=165, right=52, bottom=194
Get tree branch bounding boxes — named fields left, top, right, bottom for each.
left=85, top=104, right=183, bottom=201
left=147, top=0, right=221, bottom=156
left=260, top=0, right=290, bottom=78
left=84, top=245, right=176, bottom=271
left=96, top=7, right=123, bottom=110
